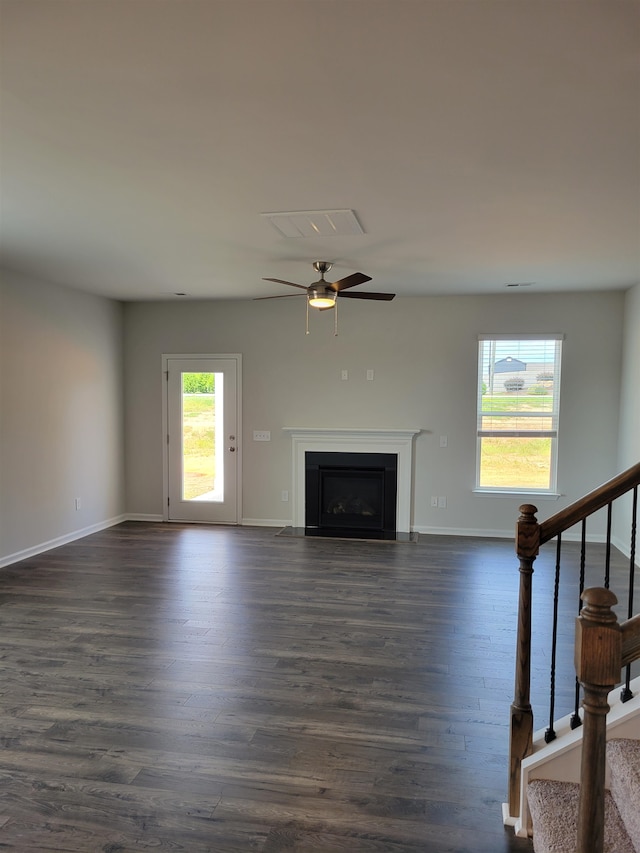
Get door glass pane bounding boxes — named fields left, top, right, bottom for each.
left=181, top=372, right=224, bottom=502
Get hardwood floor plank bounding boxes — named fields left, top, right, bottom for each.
left=2, top=521, right=627, bottom=850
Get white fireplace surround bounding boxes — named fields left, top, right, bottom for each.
left=283, top=428, right=421, bottom=533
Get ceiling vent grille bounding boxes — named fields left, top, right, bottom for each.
left=261, top=209, right=365, bottom=238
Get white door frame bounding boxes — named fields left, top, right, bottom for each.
left=162, top=353, right=242, bottom=524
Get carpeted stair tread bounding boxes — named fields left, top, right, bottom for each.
left=527, top=779, right=635, bottom=853
left=608, top=738, right=640, bottom=852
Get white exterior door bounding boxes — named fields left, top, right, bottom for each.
left=164, top=355, right=241, bottom=523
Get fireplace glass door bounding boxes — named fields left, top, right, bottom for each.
left=305, top=451, right=397, bottom=539
left=320, top=469, right=384, bottom=531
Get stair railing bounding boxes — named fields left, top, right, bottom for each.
left=507, top=461, right=640, bottom=820
left=575, top=587, right=640, bottom=853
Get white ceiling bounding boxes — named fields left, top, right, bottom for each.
left=1, top=0, right=639, bottom=302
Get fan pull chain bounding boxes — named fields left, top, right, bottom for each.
left=334, top=298, right=339, bottom=336
left=305, top=298, right=310, bottom=335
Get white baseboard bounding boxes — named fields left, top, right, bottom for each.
left=1, top=516, right=623, bottom=570
left=414, top=525, right=514, bottom=538
left=415, top=525, right=609, bottom=544
left=126, top=513, right=164, bottom=523
left=0, top=515, right=293, bottom=568
left=611, top=534, right=638, bottom=563
left=0, top=514, right=128, bottom=568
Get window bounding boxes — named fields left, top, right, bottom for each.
left=476, top=335, right=563, bottom=493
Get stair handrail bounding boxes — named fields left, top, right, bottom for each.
left=508, top=461, right=640, bottom=819
left=540, top=463, right=640, bottom=545
left=575, top=588, right=640, bottom=853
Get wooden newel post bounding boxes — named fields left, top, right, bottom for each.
left=508, top=504, right=540, bottom=818
left=575, top=588, right=622, bottom=853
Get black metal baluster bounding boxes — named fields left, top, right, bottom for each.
left=570, top=519, right=587, bottom=729
left=604, top=502, right=612, bottom=589
left=545, top=534, right=562, bottom=743
left=621, top=485, right=638, bottom=703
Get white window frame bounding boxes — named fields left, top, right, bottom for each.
left=475, top=334, right=563, bottom=496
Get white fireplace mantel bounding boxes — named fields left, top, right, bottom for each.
left=282, top=427, right=421, bottom=533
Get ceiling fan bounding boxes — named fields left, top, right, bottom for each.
left=256, top=261, right=396, bottom=310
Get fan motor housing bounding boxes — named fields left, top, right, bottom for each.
left=313, top=261, right=333, bottom=276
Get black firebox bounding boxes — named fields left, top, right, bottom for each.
left=304, top=451, right=398, bottom=540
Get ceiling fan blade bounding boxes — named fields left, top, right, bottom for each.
left=262, top=277, right=308, bottom=291
left=254, top=293, right=305, bottom=300
left=329, top=272, right=372, bottom=292
left=338, top=291, right=396, bottom=301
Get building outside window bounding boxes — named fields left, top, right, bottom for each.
left=476, top=334, right=563, bottom=493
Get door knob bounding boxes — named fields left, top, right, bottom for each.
left=229, top=446, right=236, bottom=452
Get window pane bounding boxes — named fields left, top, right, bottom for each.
left=476, top=336, right=561, bottom=491
left=480, top=340, right=559, bottom=418
left=480, top=413, right=555, bottom=433
left=181, top=372, right=224, bottom=502
left=479, top=436, right=552, bottom=489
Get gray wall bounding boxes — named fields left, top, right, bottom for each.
left=0, top=269, right=125, bottom=564
left=0, top=274, right=631, bottom=566
left=123, top=290, right=625, bottom=537
left=619, top=282, right=640, bottom=471
left=613, top=282, right=640, bottom=549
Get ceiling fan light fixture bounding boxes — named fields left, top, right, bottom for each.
left=308, top=287, right=336, bottom=309
left=258, top=262, right=394, bottom=335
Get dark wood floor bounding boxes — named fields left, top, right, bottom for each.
left=0, top=522, right=633, bottom=852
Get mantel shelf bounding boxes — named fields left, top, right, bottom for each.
left=283, top=427, right=421, bottom=440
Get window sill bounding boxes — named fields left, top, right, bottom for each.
left=472, top=489, right=561, bottom=500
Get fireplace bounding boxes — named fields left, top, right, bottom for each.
left=283, top=428, right=420, bottom=539
left=305, top=451, right=397, bottom=539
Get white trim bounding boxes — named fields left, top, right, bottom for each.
left=476, top=336, right=563, bottom=493
left=506, top=676, right=640, bottom=838
left=161, top=353, right=242, bottom=525
left=1, top=516, right=619, bottom=570
left=0, top=514, right=128, bottom=568
left=126, top=513, right=164, bottom=523
left=414, top=525, right=515, bottom=538
left=472, top=489, right=561, bottom=500
left=413, top=525, right=610, bottom=544
left=283, top=428, right=420, bottom=533
left=478, top=332, right=565, bottom=341
left=612, top=534, right=634, bottom=561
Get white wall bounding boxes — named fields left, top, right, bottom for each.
left=0, top=269, right=125, bottom=564
left=123, top=290, right=624, bottom=536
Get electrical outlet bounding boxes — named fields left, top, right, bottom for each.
left=341, top=369, right=348, bottom=381
left=366, top=369, right=374, bottom=381
left=253, top=430, right=271, bottom=441
left=440, top=435, right=448, bottom=447
left=281, top=490, right=289, bottom=502
left=430, top=496, right=438, bottom=507
left=438, top=496, right=447, bottom=508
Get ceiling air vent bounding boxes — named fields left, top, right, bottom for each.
left=261, top=209, right=365, bottom=238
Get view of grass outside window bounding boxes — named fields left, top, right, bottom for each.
left=181, top=372, right=218, bottom=500
left=476, top=336, right=562, bottom=491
